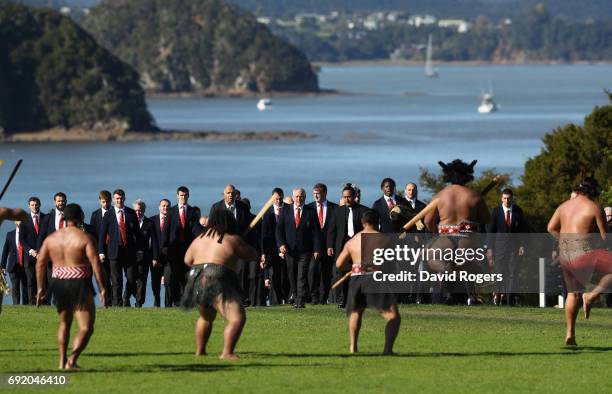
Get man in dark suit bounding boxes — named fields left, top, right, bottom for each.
left=276, top=187, right=321, bottom=308
left=98, top=189, right=139, bottom=307
left=37, top=192, right=67, bottom=304
left=261, top=188, right=289, bottom=305
left=209, top=184, right=251, bottom=302
left=241, top=197, right=265, bottom=306
left=372, top=178, right=407, bottom=233
left=487, top=188, right=529, bottom=306
left=1, top=221, right=28, bottom=304
left=150, top=198, right=170, bottom=307
left=307, top=183, right=337, bottom=304
left=132, top=199, right=159, bottom=307
left=89, top=190, right=112, bottom=306
left=19, top=196, right=44, bottom=304
left=167, top=186, right=202, bottom=306
left=327, top=185, right=368, bottom=308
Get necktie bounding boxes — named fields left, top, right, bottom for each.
left=387, top=198, right=394, bottom=210
left=34, top=215, right=39, bottom=234
left=180, top=207, right=186, bottom=229
left=275, top=206, right=280, bottom=222
left=347, top=207, right=354, bottom=237
left=180, top=207, right=186, bottom=242
left=506, top=209, right=511, bottom=228
left=18, top=238, right=23, bottom=266
left=318, top=204, right=324, bottom=229
left=160, top=215, right=166, bottom=231
left=119, top=210, right=127, bottom=246
left=59, top=214, right=65, bottom=229
left=295, top=207, right=301, bottom=229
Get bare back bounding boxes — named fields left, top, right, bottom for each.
left=336, top=229, right=379, bottom=270
left=185, top=231, right=258, bottom=272
left=432, top=184, right=489, bottom=227
left=549, top=195, right=607, bottom=238
left=40, top=227, right=98, bottom=268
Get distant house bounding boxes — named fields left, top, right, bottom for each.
left=408, top=15, right=437, bottom=27
left=438, top=19, right=472, bottom=33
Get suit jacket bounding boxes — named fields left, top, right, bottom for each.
left=98, top=207, right=139, bottom=260
left=37, top=208, right=63, bottom=250
left=167, top=204, right=202, bottom=247
left=89, top=208, right=107, bottom=244
left=208, top=200, right=250, bottom=235
left=372, top=195, right=407, bottom=233
left=19, top=212, right=45, bottom=264
left=1, top=230, right=24, bottom=273
left=275, top=204, right=321, bottom=255
left=327, top=203, right=368, bottom=254
left=150, top=214, right=169, bottom=260
left=135, top=217, right=159, bottom=262
left=261, top=206, right=280, bottom=256
left=487, top=204, right=528, bottom=255
left=306, top=200, right=338, bottom=249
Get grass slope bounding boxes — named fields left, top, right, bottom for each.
left=0, top=305, right=611, bottom=393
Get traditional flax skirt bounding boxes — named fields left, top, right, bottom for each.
left=346, top=274, right=396, bottom=316
left=181, top=263, right=244, bottom=309
left=50, top=266, right=95, bottom=312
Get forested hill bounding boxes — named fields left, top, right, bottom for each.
left=0, top=3, right=154, bottom=133
left=81, top=0, right=319, bottom=94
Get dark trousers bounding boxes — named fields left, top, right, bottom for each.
left=494, top=252, right=519, bottom=305
left=150, top=259, right=165, bottom=307
left=267, top=254, right=288, bottom=305
left=308, top=254, right=334, bottom=304
left=101, top=258, right=112, bottom=306
left=247, top=260, right=265, bottom=306
left=168, top=244, right=188, bottom=306
left=135, top=260, right=150, bottom=307
left=110, top=248, right=135, bottom=307
left=9, top=264, right=28, bottom=305
left=333, top=267, right=349, bottom=306
left=24, top=260, right=37, bottom=305
left=286, top=252, right=311, bottom=306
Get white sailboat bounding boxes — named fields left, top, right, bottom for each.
left=478, top=82, right=498, bottom=114
left=257, top=98, right=272, bottom=111
left=424, top=34, right=439, bottom=78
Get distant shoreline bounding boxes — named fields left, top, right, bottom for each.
left=0, top=128, right=315, bottom=143
left=314, top=59, right=612, bottom=67
left=147, top=88, right=338, bottom=99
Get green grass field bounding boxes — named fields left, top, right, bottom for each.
left=1, top=304, right=611, bottom=393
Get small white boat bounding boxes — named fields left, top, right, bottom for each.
left=257, top=98, right=272, bottom=111
left=478, top=92, right=498, bottom=114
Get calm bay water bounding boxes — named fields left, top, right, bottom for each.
left=1, top=64, right=610, bottom=305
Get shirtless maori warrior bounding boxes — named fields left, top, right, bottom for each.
left=335, top=210, right=400, bottom=355
left=424, top=159, right=491, bottom=303
left=181, top=208, right=258, bottom=360
left=36, top=203, right=108, bottom=369
left=547, top=177, right=612, bottom=346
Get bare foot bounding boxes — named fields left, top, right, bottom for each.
left=59, top=358, right=66, bottom=369
left=66, top=357, right=80, bottom=370
left=219, top=353, right=240, bottom=361
left=349, top=345, right=358, bottom=354
left=582, top=293, right=592, bottom=319
left=195, top=351, right=207, bottom=356
left=565, top=336, right=577, bottom=346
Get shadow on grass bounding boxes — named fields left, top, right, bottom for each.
left=241, top=347, right=612, bottom=358
left=87, top=352, right=194, bottom=357
left=6, top=362, right=332, bottom=374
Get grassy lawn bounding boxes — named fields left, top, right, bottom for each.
left=0, top=304, right=610, bottom=393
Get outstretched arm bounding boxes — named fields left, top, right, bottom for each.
left=595, top=206, right=608, bottom=240
left=0, top=207, right=27, bottom=223
left=335, top=240, right=353, bottom=271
